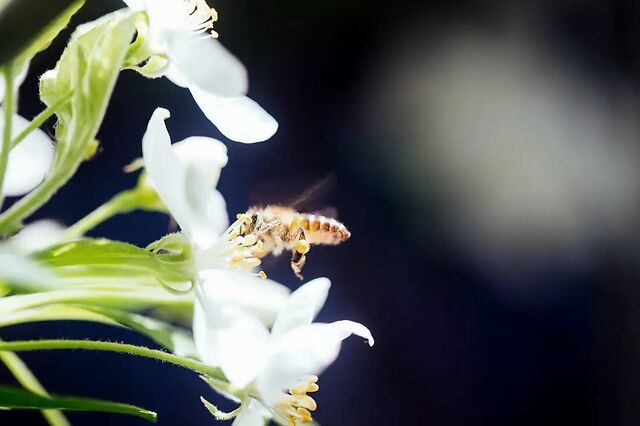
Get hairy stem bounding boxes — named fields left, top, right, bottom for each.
left=0, top=339, right=225, bottom=381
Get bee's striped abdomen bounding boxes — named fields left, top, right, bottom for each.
left=297, top=214, right=351, bottom=245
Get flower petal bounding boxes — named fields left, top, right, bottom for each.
left=164, top=63, right=189, bottom=88
left=1, top=112, right=54, bottom=197
left=270, top=278, right=330, bottom=340
left=8, top=220, right=66, bottom=252
left=121, top=0, right=143, bottom=10
left=0, top=247, right=58, bottom=286
left=142, top=108, right=227, bottom=248
left=172, top=136, right=227, bottom=190
left=232, top=401, right=267, bottom=426
left=166, top=30, right=248, bottom=97
left=194, top=293, right=270, bottom=388
left=138, top=0, right=186, bottom=33
left=257, top=321, right=374, bottom=406
left=190, top=88, right=278, bottom=143
left=196, top=269, right=291, bottom=328
left=194, top=271, right=290, bottom=387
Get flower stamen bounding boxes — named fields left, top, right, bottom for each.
left=275, top=376, right=319, bottom=425
left=184, top=0, right=219, bottom=38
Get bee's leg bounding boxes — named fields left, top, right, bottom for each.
left=291, top=228, right=310, bottom=280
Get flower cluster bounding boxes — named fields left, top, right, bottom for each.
left=0, top=0, right=373, bottom=424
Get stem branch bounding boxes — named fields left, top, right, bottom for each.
left=0, top=346, right=69, bottom=426
left=0, top=63, right=16, bottom=210
left=60, top=189, right=139, bottom=241
left=10, top=91, right=73, bottom=149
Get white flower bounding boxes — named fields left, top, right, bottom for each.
left=125, top=0, right=278, bottom=143
left=141, top=106, right=289, bottom=311
left=194, top=278, right=374, bottom=426
left=0, top=66, right=55, bottom=197
left=142, top=108, right=373, bottom=425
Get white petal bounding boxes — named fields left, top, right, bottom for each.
left=166, top=30, right=248, bottom=97
left=0, top=247, right=58, bottom=286
left=173, top=136, right=227, bottom=190
left=1, top=112, right=54, bottom=197
left=194, top=271, right=290, bottom=387
left=8, top=220, right=66, bottom=252
left=257, top=321, right=374, bottom=406
left=190, top=88, right=278, bottom=143
left=194, top=285, right=270, bottom=387
left=0, top=62, right=29, bottom=103
left=141, top=108, right=226, bottom=248
left=196, top=269, right=290, bottom=327
left=270, top=278, right=330, bottom=340
left=232, top=401, right=267, bottom=426
left=121, top=0, right=143, bottom=10
left=164, top=63, right=189, bottom=88
left=138, top=0, right=186, bottom=33
left=205, top=189, right=229, bottom=237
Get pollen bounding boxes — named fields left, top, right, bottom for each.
left=295, top=240, right=310, bottom=255
left=236, top=213, right=253, bottom=224
left=257, top=270, right=267, bottom=279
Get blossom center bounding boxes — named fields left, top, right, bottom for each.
left=184, top=0, right=219, bottom=38
left=209, top=215, right=266, bottom=275
left=274, top=376, right=319, bottom=426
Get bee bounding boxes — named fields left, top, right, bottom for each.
left=235, top=205, right=351, bottom=280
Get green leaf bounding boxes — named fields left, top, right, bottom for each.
left=0, top=385, right=156, bottom=422
left=34, top=238, right=194, bottom=293
left=0, top=347, right=69, bottom=426
left=0, top=304, right=121, bottom=328
left=0, top=289, right=193, bottom=318
left=0, top=0, right=84, bottom=67
left=200, top=396, right=240, bottom=421
left=0, top=302, right=198, bottom=358
left=0, top=10, right=143, bottom=235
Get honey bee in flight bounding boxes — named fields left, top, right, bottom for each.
left=234, top=205, right=351, bottom=280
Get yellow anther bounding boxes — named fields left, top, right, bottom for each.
left=306, top=375, right=318, bottom=383
left=297, top=408, right=313, bottom=423
left=295, top=240, right=310, bottom=255
left=243, top=234, right=258, bottom=246
left=257, top=271, right=267, bottom=280
left=244, top=257, right=262, bottom=268
left=236, top=213, right=253, bottom=224
left=292, top=395, right=317, bottom=411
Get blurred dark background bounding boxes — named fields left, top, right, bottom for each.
left=2, top=0, right=640, bottom=424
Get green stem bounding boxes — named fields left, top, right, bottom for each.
left=10, top=92, right=73, bottom=149
left=0, top=339, right=225, bottom=380
left=0, top=347, right=70, bottom=426
left=60, top=189, right=139, bottom=241
left=0, top=171, right=67, bottom=236
left=0, top=62, right=16, bottom=210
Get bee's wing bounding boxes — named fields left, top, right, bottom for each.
left=288, top=174, right=336, bottom=210
left=248, top=174, right=336, bottom=211
left=310, top=206, right=340, bottom=219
